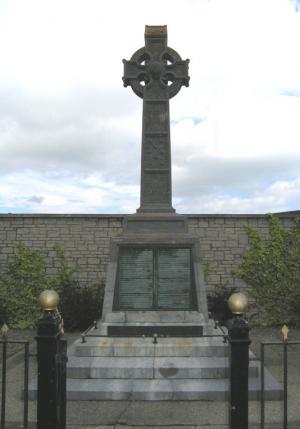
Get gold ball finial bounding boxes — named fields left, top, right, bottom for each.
left=38, top=290, right=59, bottom=311
left=228, top=292, right=248, bottom=315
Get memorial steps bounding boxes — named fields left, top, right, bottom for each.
left=63, top=333, right=282, bottom=401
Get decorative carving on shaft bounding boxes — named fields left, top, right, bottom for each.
left=123, top=25, right=190, bottom=213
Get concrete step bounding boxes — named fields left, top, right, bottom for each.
left=67, top=356, right=259, bottom=379
left=28, top=332, right=283, bottom=402
left=64, top=371, right=283, bottom=400
left=74, top=337, right=229, bottom=358
left=29, top=372, right=281, bottom=401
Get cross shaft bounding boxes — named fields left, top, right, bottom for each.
left=123, top=25, right=189, bottom=213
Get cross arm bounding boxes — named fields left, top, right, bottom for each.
left=122, top=60, right=145, bottom=87
left=122, top=59, right=148, bottom=98
left=165, top=59, right=190, bottom=87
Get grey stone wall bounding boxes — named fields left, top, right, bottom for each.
left=0, top=213, right=297, bottom=293
left=187, top=214, right=295, bottom=293
left=0, top=214, right=124, bottom=287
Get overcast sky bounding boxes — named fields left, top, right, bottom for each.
left=0, top=0, right=300, bottom=214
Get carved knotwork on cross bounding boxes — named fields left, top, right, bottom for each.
left=123, top=26, right=190, bottom=213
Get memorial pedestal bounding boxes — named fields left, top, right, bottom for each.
left=99, top=213, right=212, bottom=336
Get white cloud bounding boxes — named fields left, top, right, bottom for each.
left=175, top=177, right=300, bottom=214
left=0, top=0, right=299, bottom=214
left=0, top=171, right=139, bottom=213
left=172, top=93, right=300, bottom=160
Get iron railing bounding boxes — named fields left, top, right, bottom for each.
left=0, top=338, right=30, bottom=429
left=260, top=339, right=300, bottom=429
left=80, top=319, right=229, bottom=343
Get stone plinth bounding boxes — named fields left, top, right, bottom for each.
left=99, top=213, right=211, bottom=336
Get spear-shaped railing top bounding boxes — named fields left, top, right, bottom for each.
left=123, top=25, right=189, bottom=213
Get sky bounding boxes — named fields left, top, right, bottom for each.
left=0, top=0, right=300, bottom=214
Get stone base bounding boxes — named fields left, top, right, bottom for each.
left=136, top=205, right=176, bottom=214
left=124, top=213, right=186, bottom=233
left=101, top=213, right=210, bottom=337
left=99, top=310, right=213, bottom=336
left=106, top=325, right=203, bottom=336
left=99, top=213, right=212, bottom=342
left=29, top=332, right=283, bottom=401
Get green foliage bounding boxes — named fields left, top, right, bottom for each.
left=0, top=243, right=48, bottom=328
left=0, top=242, right=105, bottom=330
left=48, top=243, right=77, bottom=293
left=49, top=244, right=104, bottom=331
left=59, top=282, right=104, bottom=331
left=207, top=286, right=237, bottom=325
left=234, top=215, right=300, bottom=325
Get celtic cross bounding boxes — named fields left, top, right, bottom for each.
left=123, top=25, right=189, bottom=213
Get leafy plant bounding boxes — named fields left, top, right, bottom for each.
left=0, top=243, right=48, bottom=328
left=49, top=244, right=104, bottom=331
left=234, top=215, right=300, bottom=325
left=58, top=282, right=104, bottom=331
left=207, top=286, right=237, bottom=325
left=48, top=243, right=77, bottom=293
left=0, top=242, right=105, bottom=330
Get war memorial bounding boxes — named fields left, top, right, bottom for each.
left=58, top=26, right=282, bottom=403
left=1, top=25, right=297, bottom=429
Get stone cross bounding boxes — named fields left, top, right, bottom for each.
left=123, top=25, right=189, bottom=213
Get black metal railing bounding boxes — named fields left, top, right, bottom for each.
left=0, top=338, right=29, bottom=429
left=260, top=339, right=300, bottom=429
left=36, top=307, right=67, bottom=429
left=81, top=330, right=228, bottom=343
left=80, top=318, right=229, bottom=343
left=0, top=290, right=256, bottom=429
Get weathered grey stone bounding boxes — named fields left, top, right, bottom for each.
left=73, top=337, right=229, bottom=358
left=125, top=217, right=186, bottom=233
left=68, top=356, right=154, bottom=379
left=105, top=312, right=126, bottom=323
left=29, top=373, right=282, bottom=401
left=184, top=311, right=205, bottom=323
left=123, top=26, right=189, bottom=213
left=29, top=330, right=282, bottom=403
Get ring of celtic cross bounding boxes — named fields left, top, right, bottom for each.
left=123, top=46, right=190, bottom=99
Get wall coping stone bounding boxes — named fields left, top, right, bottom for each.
left=0, top=214, right=124, bottom=218
left=0, top=213, right=298, bottom=219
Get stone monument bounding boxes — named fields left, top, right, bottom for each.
left=123, top=24, right=189, bottom=214
left=57, top=26, right=282, bottom=403
left=99, top=25, right=211, bottom=336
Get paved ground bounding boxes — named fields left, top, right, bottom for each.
left=1, top=326, right=299, bottom=428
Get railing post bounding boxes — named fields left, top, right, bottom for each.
left=36, top=290, right=67, bottom=429
left=0, top=324, right=9, bottom=429
left=227, top=292, right=250, bottom=429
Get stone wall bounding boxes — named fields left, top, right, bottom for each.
left=187, top=214, right=295, bottom=292
left=0, top=214, right=124, bottom=287
left=0, top=213, right=297, bottom=293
